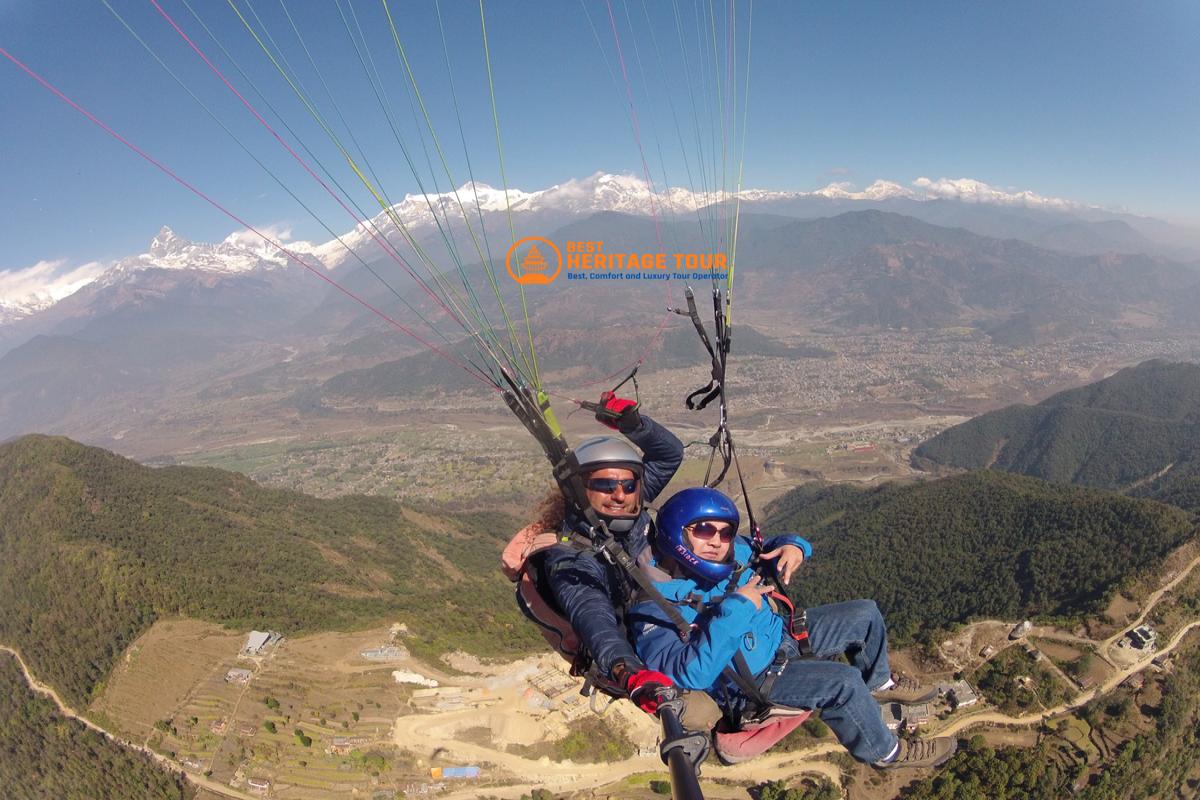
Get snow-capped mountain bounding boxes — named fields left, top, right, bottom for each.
left=94, top=225, right=311, bottom=289
left=0, top=258, right=107, bottom=325
left=0, top=298, right=48, bottom=326
left=0, top=225, right=321, bottom=330
left=315, top=172, right=1097, bottom=266
left=4, top=172, right=1194, bottom=327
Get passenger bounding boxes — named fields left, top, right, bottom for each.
left=538, top=394, right=685, bottom=712
left=629, top=487, right=958, bottom=768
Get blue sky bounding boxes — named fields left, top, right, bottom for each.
left=2, top=0, right=1198, bottom=276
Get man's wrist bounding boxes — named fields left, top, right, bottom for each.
left=610, top=658, right=645, bottom=686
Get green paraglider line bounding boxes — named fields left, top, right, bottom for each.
left=99, top=0, right=499, bottom=386
left=224, top=0, right=517, bottom=385
left=148, top=0, right=532, bottom=392
left=0, top=44, right=497, bottom=390
left=478, top=0, right=542, bottom=392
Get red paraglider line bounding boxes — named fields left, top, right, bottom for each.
left=0, top=44, right=496, bottom=390
left=145, top=0, right=471, bottom=331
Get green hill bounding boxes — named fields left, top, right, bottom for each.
left=0, top=653, right=193, bottom=800
left=763, top=471, right=1195, bottom=642
left=0, top=435, right=541, bottom=707
left=913, top=360, right=1200, bottom=509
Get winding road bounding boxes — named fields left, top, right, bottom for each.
left=0, top=645, right=257, bottom=800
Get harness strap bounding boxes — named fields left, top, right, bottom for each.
left=768, top=591, right=812, bottom=656
left=660, top=580, right=809, bottom=720
left=724, top=652, right=774, bottom=712
left=755, top=647, right=790, bottom=699
left=595, top=535, right=694, bottom=642
left=686, top=383, right=722, bottom=411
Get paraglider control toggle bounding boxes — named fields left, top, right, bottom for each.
left=585, top=390, right=642, bottom=433
left=578, top=366, right=643, bottom=433
left=625, top=668, right=675, bottom=714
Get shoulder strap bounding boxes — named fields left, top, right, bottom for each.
left=592, top=534, right=694, bottom=642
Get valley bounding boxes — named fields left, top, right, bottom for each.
left=7, top=535, right=1200, bottom=799
left=139, top=327, right=1200, bottom=509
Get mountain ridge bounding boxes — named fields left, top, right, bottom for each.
left=913, top=360, right=1200, bottom=509
left=5, top=171, right=1198, bottom=326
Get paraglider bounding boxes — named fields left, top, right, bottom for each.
left=3, top=1, right=769, bottom=793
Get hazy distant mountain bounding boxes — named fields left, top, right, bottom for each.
left=4, top=203, right=1200, bottom=446
left=913, top=360, right=1200, bottom=510
left=538, top=210, right=1200, bottom=340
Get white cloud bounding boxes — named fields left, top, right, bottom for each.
left=222, top=223, right=295, bottom=249
left=0, top=258, right=108, bottom=309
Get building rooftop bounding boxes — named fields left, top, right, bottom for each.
left=244, top=631, right=272, bottom=652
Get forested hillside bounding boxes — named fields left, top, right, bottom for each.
left=913, top=360, right=1200, bottom=510
left=763, top=471, right=1195, bottom=642
left=0, top=435, right=541, bottom=707
left=0, top=653, right=193, bottom=800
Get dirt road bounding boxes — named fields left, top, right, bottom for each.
left=0, top=644, right=258, bottom=800
left=932, top=621, right=1200, bottom=737
left=1098, top=554, right=1200, bottom=652
left=394, top=703, right=843, bottom=797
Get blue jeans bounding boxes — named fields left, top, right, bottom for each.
left=764, top=599, right=897, bottom=763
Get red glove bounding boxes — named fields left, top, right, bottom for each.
left=595, top=391, right=642, bottom=433
left=625, top=669, right=674, bottom=715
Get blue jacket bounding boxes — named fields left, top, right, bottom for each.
left=628, top=535, right=812, bottom=696
left=541, top=415, right=684, bottom=679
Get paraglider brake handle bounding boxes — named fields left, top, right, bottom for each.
left=579, top=393, right=640, bottom=426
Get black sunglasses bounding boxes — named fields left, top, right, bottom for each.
left=586, top=477, right=640, bottom=494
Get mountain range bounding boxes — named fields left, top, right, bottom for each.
left=4, top=172, right=1199, bottom=328
left=4, top=174, right=1200, bottom=447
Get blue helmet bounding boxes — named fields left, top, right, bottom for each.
left=655, top=487, right=740, bottom=584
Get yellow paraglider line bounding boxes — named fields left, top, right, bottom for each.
left=221, top=0, right=527, bottom=384
left=378, top=0, right=539, bottom=388
left=478, top=0, right=543, bottom=392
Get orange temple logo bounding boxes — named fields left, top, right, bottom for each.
left=506, top=237, right=562, bottom=285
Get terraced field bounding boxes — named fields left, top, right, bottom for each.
left=90, top=622, right=436, bottom=798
